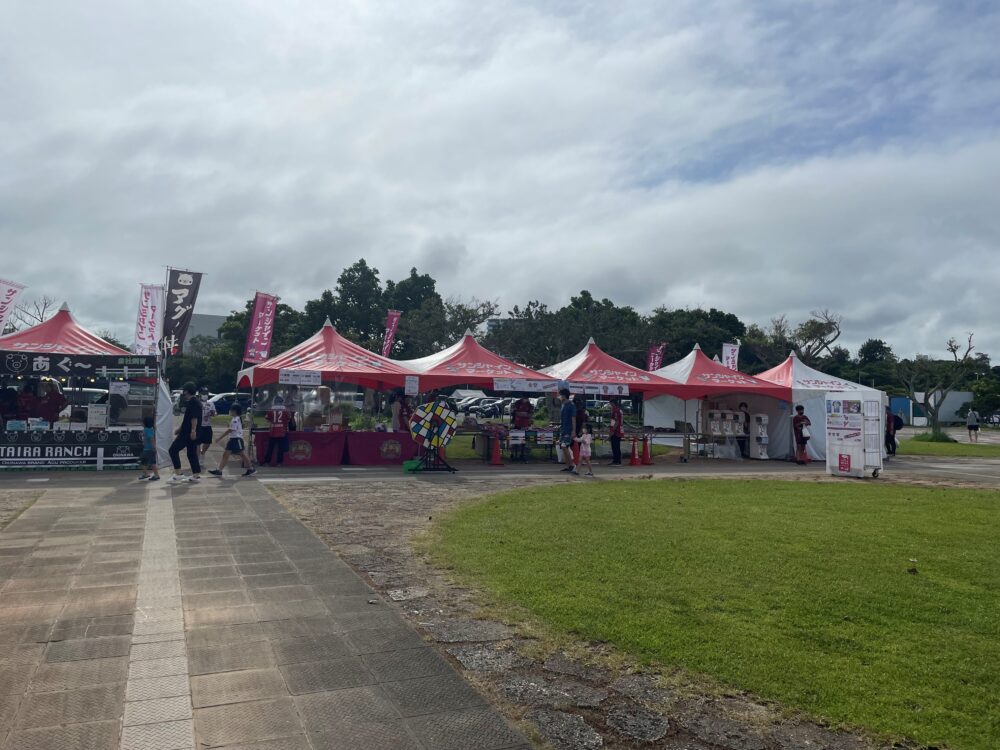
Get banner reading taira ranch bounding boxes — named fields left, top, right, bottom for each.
left=0, top=429, right=144, bottom=469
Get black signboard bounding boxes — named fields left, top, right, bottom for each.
left=0, top=429, right=144, bottom=469
left=0, top=352, right=157, bottom=377
left=160, top=268, right=203, bottom=355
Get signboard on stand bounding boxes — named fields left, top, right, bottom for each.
left=87, top=404, right=109, bottom=430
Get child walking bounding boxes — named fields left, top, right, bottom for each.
left=575, top=423, right=595, bottom=477
left=139, top=416, right=160, bottom=481
left=208, top=405, right=257, bottom=477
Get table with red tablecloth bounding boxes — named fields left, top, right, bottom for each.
left=344, top=431, right=419, bottom=465
left=253, top=431, right=346, bottom=466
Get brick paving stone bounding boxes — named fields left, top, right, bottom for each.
left=130, top=639, right=187, bottom=661
left=361, top=647, right=455, bottom=683
left=270, top=634, right=354, bottom=665
left=125, top=674, right=191, bottom=702
left=194, top=698, right=302, bottom=747
left=16, top=683, right=124, bottom=728
left=190, top=668, right=288, bottom=708
left=128, top=655, right=188, bottom=680
left=406, top=707, right=526, bottom=750
left=293, top=686, right=399, bottom=731
left=279, top=656, right=376, bottom=695
left=185, top=622, right=265, bottom=649
left=188, top=641, right=275, bottom=676
left=45, top=635, right=132, bottom=662
left=124, top=694, right=193, bottom=726
left=380, top=674, right=487, bottom=717
left=30, top=657, right=128, bottom=692
left=120, top=718, right=195, bottom=750
left=3, top=718, right=121, bottom=750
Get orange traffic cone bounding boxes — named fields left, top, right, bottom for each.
left=641, top=436, right=653, bottom=465
left=490, top=435, right=504, bottom=466
left=629, top=437, right=641, bottom=466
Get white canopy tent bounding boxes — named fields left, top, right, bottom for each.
left=756, top=351, right=888, bottom=460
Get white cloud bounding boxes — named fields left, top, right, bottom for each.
left=0, top=0, right=997, bottom=361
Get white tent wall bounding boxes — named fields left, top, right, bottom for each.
left=791, top=387, right=887, bottom=460
left=644, top=393, right=793, bottom=460
left=155, top=379, right=174, bottom=468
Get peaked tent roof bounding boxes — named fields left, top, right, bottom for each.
left=0, top=304, right=132, bottom=356
left=656, top=345, right=791, bottom=400
left=756, top=351, right=875, bottom=393
left=237, top=319, right=415, bottom=389
left=399, top=331, right=554, bottom=389
left=541, top=339, right=693, bottom=396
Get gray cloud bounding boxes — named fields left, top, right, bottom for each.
left=1, top=1, right=998, bottom=361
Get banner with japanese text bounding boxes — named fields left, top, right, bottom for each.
left=381, top=310, right=402, bottom=357
left=132, top=284, right=164, bottom=356
left=722, top=342, right=740, bottom=370
left=646, top=342, right=666, bottom=371
left=160, top=269, right=203, bottom=355
left=0, top=278, right=26, bottom=334
left=243, top=292, right=279, bottom=363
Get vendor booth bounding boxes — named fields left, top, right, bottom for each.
left=756, top=351, right=887, bottom=461
left=645, top=345, right=792, bottom=460
left=0, top=304, right=158, bottom=470
left=237, top=319, right=418, bottom=466
left=541, top=338, right=692, bottom=397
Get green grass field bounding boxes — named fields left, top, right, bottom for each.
left=431, top=480, right=1000, bottom=749
left=898, top=437, right=1000, bottom=458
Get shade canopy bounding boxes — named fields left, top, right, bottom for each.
left=237, top=319, right=415, bottom=389
left=756, top=351, right=870, bottom=393
left=399, top=331, right=554, bottom=389
left=541, top=338, right=693, bottom=396
left=0, top=304, right=156, bottom=376
left=655, top=345, right=792, bottom=400
left=0, top=304, right=132, bottom=356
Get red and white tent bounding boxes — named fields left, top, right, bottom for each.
left=541, top=338, right=692, bottom=396
left=399, top=331, right=554, bottom=390
left=757, top=351, right=886, bottom=460
left=237, top=319, right=414, bottom=390
left=0, top=304, right=133, bottom=357
left=654, top=344, right=791, bottom=400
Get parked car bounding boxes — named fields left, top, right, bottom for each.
left=207, top=392, right=252, bottom=415
left=468, top=398, right=504, bottom=417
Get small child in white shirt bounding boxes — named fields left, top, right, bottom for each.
left=208, top=405, right=256, bottom=477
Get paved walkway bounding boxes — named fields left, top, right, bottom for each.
left=0, top=480, right=529, bottom=750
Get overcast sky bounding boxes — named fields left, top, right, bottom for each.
left=2, top=1, right=998, bottom=360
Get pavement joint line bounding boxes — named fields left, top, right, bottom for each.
left=119, top=483, right=196, bottom=750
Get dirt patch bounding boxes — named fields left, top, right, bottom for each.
left=0, top=489, right=39, bottom=530
left=274, top=476, right=890, bottom=749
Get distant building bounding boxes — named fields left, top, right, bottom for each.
left=187, top=313, right=227, bottom=341
left=486, top=318, right=502, bottom=335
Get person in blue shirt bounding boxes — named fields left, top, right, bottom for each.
left=139, top=416, right=160, bottom=481
left=558, top=388, right=578, bottom=475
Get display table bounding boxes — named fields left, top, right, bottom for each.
left=254, top=431, right=346, bottom=466
left=344, top=431, right=418, bottom=465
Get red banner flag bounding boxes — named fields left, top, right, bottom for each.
left=646, top=342, right=666, bottom=371
left=381, top=310, right=402, bottom=357
left=243, top=292, right=279, bottom=363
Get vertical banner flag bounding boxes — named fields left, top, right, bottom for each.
left=0, top=278, right=26, bottom=334
left=132, top=284, right=164, bottom=355
left=646, top=342, right=666, bottom=371
left=722, top=342, right=740, bottom=370
left=243, top=292, right=279, bottom=363
left=381, top=310, right=402, bottom=357
left=160, top=268, right=203, bottom=355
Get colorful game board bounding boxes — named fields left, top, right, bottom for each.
left=408, top=399, right=459, bottom=449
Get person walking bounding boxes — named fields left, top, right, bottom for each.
left=967, top=407, right=982, bottom=443
left=884, top=405, right=897, bottom=457
left=792, top=404, right=812, bottom=465
left=558, top=388, right=578, bottom=475
left=575, top=423, right=595, bottom=476
left=607, top=398, right=624, bottom=466
left=197, top=387, right=216, bottom=459
left=168, top=383, right=202, bottom=482
left=209, top=404, right=256, bottom=477
left=138, top=416, right=160, bottom=481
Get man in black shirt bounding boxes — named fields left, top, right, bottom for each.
left=169, top=382, right=203, bottom=482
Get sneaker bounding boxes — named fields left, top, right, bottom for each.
left=560, top=466, right=573, bottom=472
left=138, top=475, right=150, bottom=481
left=169, top=475, right=186, bottom=483
left=585, top=471, right=594, bottom=477
left=243, top=468, right=258, bottom=477
left=187, top=475, right=201, bottom=482
left=570, top=469, right=579, bottom=475
left=148, top=476, right=160, bottom=482
left=208, top=469, right=223, bottom=476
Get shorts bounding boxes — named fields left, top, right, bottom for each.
left=226, top=438, right=245, bottom=453
left=197, top=426, right=213, bottom=445
left=140, top=450, right=157, bottom=467
left=968, top=424, right=980, bottom=431
left=559, top=435, right=573, bottom=448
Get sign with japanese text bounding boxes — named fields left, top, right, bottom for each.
left=381, top=310, right=401, bottom=357
left=243, top=292, right=279, bottom=363
left=404, top=375, right=420, bottom=396
left=278, top=369, right=322, bottom=386
left=0, top=352, right=156, bottom=377
left=722, top=342, right=740, bottom=370
left=0, top=279, right=26, bottom=334
left=646, top=342, right=666, bottom=371
left=132, top=284, right=164, bottom=356
left=160, top=269, right=203, bottom=356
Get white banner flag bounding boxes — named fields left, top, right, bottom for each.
left=133, top=284, right=165, bottom=355
left=0, top=278, right=26, bottom=334
left=722, top=342, right=740, bottom=370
